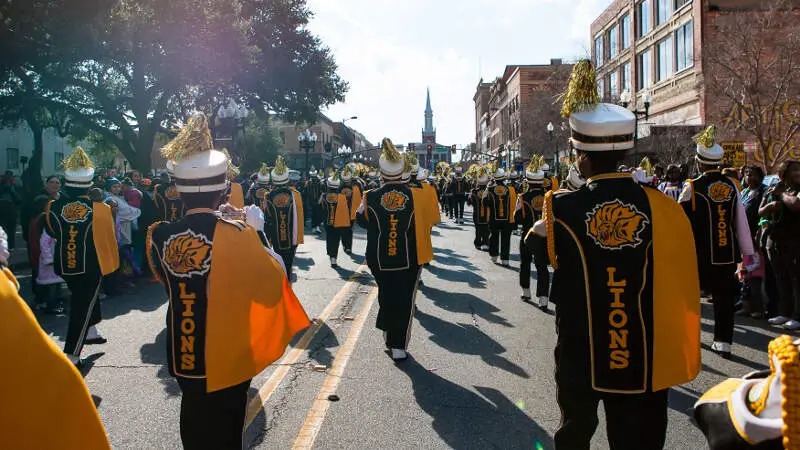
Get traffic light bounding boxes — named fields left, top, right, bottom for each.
left=451, top=144, right=456, bottom=154
left=426, top=144, right=432, bottom=159
left=409, top=143, right=416, bottom=151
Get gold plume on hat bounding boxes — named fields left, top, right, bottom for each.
left=526, top=155, right=543, bottom=173
left=381, top=138, right=402, bottom=163
left=61, top=146, right=95, bottom=171
left=258, top=163, right=270, bottom=176
left=561, top=59, right=600, bottom=119
left=220, top=148, right=239, bottom=178
left=403, top=152, right=418, bottom=172
left=640, top=156, right=654, bottom=177
left=273, top=155, right=288, bottom=175
left=161, top=113, right=214, bottom=162
left=693, top=125, right=716, bottom=149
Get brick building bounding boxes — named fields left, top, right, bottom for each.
left=472, top=59, right=572, bottom=167
left=591, top=0, right=800, bottom=169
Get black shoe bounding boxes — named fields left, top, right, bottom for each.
left=521, top=295, right=531, bottom=302
left=539, top=305, right=549, bottom=313
left=85, top=337, right=108, bottom=345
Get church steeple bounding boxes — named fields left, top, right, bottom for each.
left=424, top=87, right=434, bottom=134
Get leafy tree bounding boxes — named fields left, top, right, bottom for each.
left=234, top=115, right=282, bottom=176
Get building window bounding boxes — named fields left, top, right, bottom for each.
left=638, top=50, right=652, bottom=89
left=54, top=152, right=64, bottom=170
left=638, top=0, right=651, bottom=38
left=608, top=25, right=619, bottom=59
left=597, top=78, right=605, bottom=100
left=675, top=0, right=691, bottom=9
left=622, top=62, right=632, bottom=91
left=5, top=148, right=19, bottom=170
left=656, top=0, right=672, bottom=25
left=609, top=71, right=619, bottom=98
left=621, top=14, right=631, bottom=49
left=594, top=36, right=604, bottom=66
left=657, top=36, right=673, bottom=81
left=676, top=20, right=694, bottom=71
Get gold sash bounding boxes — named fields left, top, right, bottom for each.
left=92, top=202, right=120, bottom=275
left=291, top=189, right=304, bottom=245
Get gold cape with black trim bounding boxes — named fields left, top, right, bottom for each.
left=229, top=182, right=245, bottom=209
left=410, top=188, right=434, bottom=265
left=92, top=202, right=119, bottom=275
left=205, top=223, right=311, bottom=392
left=291, top=188, right=304, bottom=245
left=348, top=185, right=362, bottom=221
left=0, top=268, right=110, bottom=449
left=332, top=193, right=351, bottom=228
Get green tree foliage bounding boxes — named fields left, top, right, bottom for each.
left=233, top=115, right=282, bottom=176
left=0, top=0, right=348, bottom=175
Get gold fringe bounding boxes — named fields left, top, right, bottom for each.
left=544, top=191, right=557, bottom=270
left=768, top=335, right=800, bottom=449
left=641, top=157, right=654, bottom=176
left=220, top=148, right=239, bottom=178
left=693, top=125, right=716, bottom=149
left=161, top=113, right=214, bottom=162
left=273, top=155, right=288, bottom=175
left=561, top=59, right=600, bottom=119
left=61, top=146, right=95, bottom=171
left=381, top=138, right=402, bottom=163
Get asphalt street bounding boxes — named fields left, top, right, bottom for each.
left=13, top=207, right=790, bottom=449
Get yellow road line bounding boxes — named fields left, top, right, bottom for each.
left=292, top=286, right=379, bottom=450
left=245, top=264, right=367, bottom=427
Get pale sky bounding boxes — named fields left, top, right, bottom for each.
left=308, top=0, right=612, bottom=148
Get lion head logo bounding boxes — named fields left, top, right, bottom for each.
left=162, top=230, right=212, bottom=278
left=325, top=193, right=339, bottom=203
left=165, top=185, right=180, bottom=201
left=380, top=191, right=409, bottom=211
left=708, top=181, right=734, bottom=202
left=272, top=192, right=292, bottom=208
left=585, top=200, right=650, bottom=250
left=61, top=202, right=91, bottom=223
left=493, top=186, right=508, bottom=196
left=531, top=196, right=545, bottom=212
left=255, top=188, right=268, bottom=200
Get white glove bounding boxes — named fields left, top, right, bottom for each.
left=244, top=205, right=265, bottom=232
left=0, top=226, right=9, bottom=266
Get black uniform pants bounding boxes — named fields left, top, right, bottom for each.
left=341, top=223, right=354, bottom=252
left=176, top=377, right=251, bottom=450
left=701, top=265, right=739, bottom=344
left=489, top=222, right=513, bottom=260
left=311, top=204, right=323, bottom=228
left=326, top=226, right=345, bottom=258
left=444, top=195, right=453, bottom=217
left=555, top=384, right=669, bottom=450
left=520, top=232, right=550, bottom=297
left=277, top=246, right=297, bottom=278
left=473, top=223, right=489, bottom=249
left=63, top=273, right=103, bottom=356
left=373, top=267, right=421, bottom=350
left=452, top=195, right=465, bottom=219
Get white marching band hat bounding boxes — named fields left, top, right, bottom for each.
left=257, top=163, right=270, bottom=184
left=477, top=166, right=490, bottom=185
left=379, top=138, right=405, bottom=180
left=493, top=167, right=506, bottom=180
left=563, top=60, right=636, bottom=152
left=327, top=170, right=341, bottom=188
left=525, top=156, right=545, bottom=184
left=161, top=113, right=231, bottom=194
left=62, top=147, right=96, bottom=189
left=694, top=125, right=724, bottom=164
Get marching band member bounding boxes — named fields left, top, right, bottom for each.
left=469, top=165, right=491, bottom=250
left=320, top=170, right=352, bottom=267
left=694, top=334, right=799, bottom=449
left=532, top=59, right=700, bottom=449
left=153, top=160, right=185, bottom=222
left=45, top=147, right=119, bottom=366
left=305, top=166, right=324, bottom=234
left=147, top=113, right=309, bottom=449
left=447, top=165, right=468, bottom=224
left=482, top=164, right=517, bottom=266
left=679, top=125, right=756, bottom=359
left=0, top=227, right=111, bottom=450
left=340, top=163, right=362, bottom=255
left=356, top=138, right=432, bottom=361
left=247, top=163, right=271, bottom=206
left=263, top=156, right=304, bottom=279
left=517, top=156, right=549, bottom=309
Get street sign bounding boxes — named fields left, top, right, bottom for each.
left=721, top=142, right=746, bottom=168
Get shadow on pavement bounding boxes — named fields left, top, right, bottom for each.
left=139, top=328, right=181, bottom=396
left=433, top=248, right=467, bottom=259
left=424, top=264, right=486, bottom=289
left=102, top=282, right=167, bottom=321
left=432, top=254, right=479, bottom=271
left=307, top=322, right=340, bottom=368
left=397, top=356, right=552, bottom=449
left=293, top=256, right=315, bottom=272
left=419, top=284, right=511, bottom=327
left=669, top=386, right=701, bottom=418
left=699, top=303, right=777, bottom=364
left=414, top=308, right=527, bottom=378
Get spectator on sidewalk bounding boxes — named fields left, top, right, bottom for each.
left=0, top=171, right=21, bottom=251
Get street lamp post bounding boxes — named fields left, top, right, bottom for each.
left=547, top=122, right=555, bottom=175
left=298, top=129, right=318, bottom=177
left=619, top=89, right=651, bottom=142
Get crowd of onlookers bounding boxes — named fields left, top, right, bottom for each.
left=0, top=168, right=169, bottom=313
left=620, top=160, right=799, bottom=331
